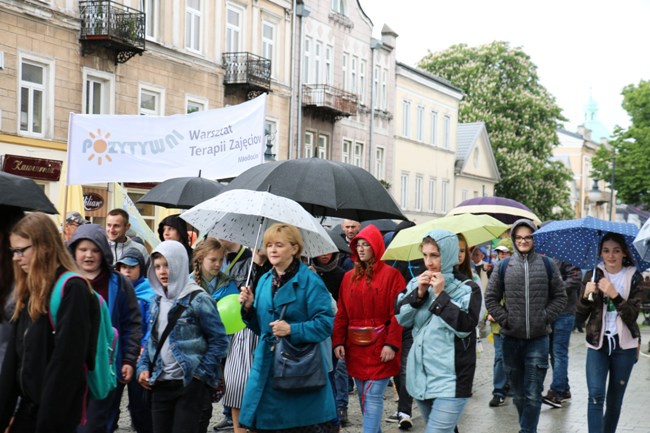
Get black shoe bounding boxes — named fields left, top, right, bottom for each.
left=561, top=390, right=572, bottom=401
left=489, top=396, right=505, bottom=407
left=542, top=390, right=562, bottom=408
left=338, top=408, right=349, bottom=426
left=398, top=413, right=413, bottom=430
left=213, top=418, right=234, bottom=431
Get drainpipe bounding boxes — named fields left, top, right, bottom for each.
left=294, top=3, right=310, bottom=159
left=288, top=1, right=297, bottom=159
left=369, top=39, right=381, bottom=175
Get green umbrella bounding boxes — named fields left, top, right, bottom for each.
left=382, top=214, right=509, bottom=261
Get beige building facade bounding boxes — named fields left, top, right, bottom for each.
left=454, top=122, right=500, bottom=205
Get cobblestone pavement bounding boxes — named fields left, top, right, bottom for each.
left=117, top=325, right=650, bottom=433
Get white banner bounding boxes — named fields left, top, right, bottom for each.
left=66, top=94, right=267, bottom=184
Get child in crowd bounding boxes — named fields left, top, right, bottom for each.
left=190, top=238, right=239, bottom=302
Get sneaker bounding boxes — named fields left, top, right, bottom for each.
left=398, top=413, right=413, bottom=430
left=561, top=390, right=572, bottom=401
left=213, top=418, right=234, bottom=431
left=489, top=396, right=505, bottom=407
left=386, top=412, right=400, bottom=423
left=542, top=390, right=563, bottom=408
left=338, top=408, right=349, bottom=427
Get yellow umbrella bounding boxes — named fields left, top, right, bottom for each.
left=57, top=161, right=86, bottom=226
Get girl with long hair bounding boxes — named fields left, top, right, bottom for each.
left=190, top=237, right=238, bottom=302
left=0, top=213, right=96, bottom=433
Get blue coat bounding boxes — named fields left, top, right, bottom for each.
left=239, top=262, right=336, bottom=430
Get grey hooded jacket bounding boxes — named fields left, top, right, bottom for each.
left=485, top=219, right=567, bottom=339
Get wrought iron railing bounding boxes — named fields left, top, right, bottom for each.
left=302, top=84, right=358, bottom=116
left=222, top=52, right=272, bottom=91
left=79, top=0, right=145, bottom=50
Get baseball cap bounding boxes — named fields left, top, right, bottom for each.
left=115, top=256, right=139, bottom=267
left=495, top=238, right=513, bottom=253
left=66, top=211, right=88, bottom=226
left=494, top=245, right=510, bottom=253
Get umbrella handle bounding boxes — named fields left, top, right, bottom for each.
left=587, top=266, right=597, bottom=302
left=244, top=221, right=265, bottom=288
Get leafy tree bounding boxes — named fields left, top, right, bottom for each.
left=418, top=41, right=573, bottom=220
left=592, top=80, right=650, bottom=208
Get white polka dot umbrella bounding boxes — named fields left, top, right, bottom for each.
left=180, top=189, right=338, bottom=258
left=633, top=217, right=650, bottom=262
left=533, top=216, right=650, bottom=271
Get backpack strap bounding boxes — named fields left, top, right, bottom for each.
left=151, top=290, right=201, bottom=366
left=498, top=257, right=510, bottom=284
left=541, top=255, right=553, bottom=281
left=48, top=271, right=84, bottom=331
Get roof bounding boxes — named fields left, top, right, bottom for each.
left=455, top=122, right=500, bottom=181
left=396, top=61, right=464, bottom=95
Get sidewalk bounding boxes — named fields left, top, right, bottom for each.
left=117, top=325, right=650, bottom=432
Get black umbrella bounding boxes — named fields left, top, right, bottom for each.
left=360, top=219, right=398, bottom=233
left=326, top=228, right=351, bottom=255
left=224, top=159, right=406, bottom=221
left=138, top=175, right=225, bottom=209
left=0, top=171, right=57, bottom=214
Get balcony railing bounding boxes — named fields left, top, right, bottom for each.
left=302, top=85, right=358, bottom=120
left=223, top=52, right=272, bottom=94
left=79, top=0, right=145, bottom=64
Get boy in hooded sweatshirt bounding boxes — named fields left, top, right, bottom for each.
left=68, top=224, right=142, bottom=433
left=137, top=241, right=229, bottom=433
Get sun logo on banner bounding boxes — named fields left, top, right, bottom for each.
left=87, top=129, right=113, bottom=166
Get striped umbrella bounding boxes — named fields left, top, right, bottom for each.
left=447, top=196, right=541, bottom=225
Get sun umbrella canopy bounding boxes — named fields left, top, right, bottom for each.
left=0, top=171, right=57, bottom=214
left=382, top=214, right=509, bottom=262
left=224, top=158, right=406, bottom=221
left=138, top=176, right=225, bottom=209
left=633, top=218, right=650, bottom=262
left=533, top=216, right=650, bottom=271
left=180, top=189, right=338, bottom=257
left=447, top=196, right=540, bottom=225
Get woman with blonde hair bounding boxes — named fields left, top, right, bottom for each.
left=0, top=213, right=96, bottom=433
left=238, top=223, right=337, bottom=432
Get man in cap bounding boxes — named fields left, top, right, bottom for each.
left=64, top=211, right=88, bottom=243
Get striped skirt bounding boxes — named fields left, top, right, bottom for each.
left=222, top=327, right=259, bottom=408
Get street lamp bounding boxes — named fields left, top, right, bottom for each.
left=587, top=179, right=606, bottom=217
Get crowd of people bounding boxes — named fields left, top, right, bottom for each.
left=0, top=207, right=645, bottom=433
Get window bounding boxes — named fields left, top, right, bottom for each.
left=139, top=86, right=164, bottom=115
left=314, top=41, right=322, bottom=84
left=186, top=97, right=207, bottom=113
left=325, top=45, right=333, bottom=85
left=303, top=37, right=312, bottom=83
left=353, top=142, right=364, bottom=168
left=441, top=180, right=450, bottom=213
left=304, top=131, right=314, bottom=157
left=400, top=173, right=409, bottom=209
left=416, top=106, right=424, bottom=141
left=342, top=53, right=349, bottom=91
left=473, top=147, right=480, bottom=168
left=428, top=177, right=436, bottom=212
left=342, top=139, right=351, bottom=164
left=359, top=59, right=366, bottom=104
left=351, top=56, right=357, bottom=94
left=415, top=176, right=423, bottom=211
left=185, top=0, right=201, bottom=52
left=381, top=68, right=387, bottom=110
left=127, top=190, right=156, bottom=231
left=19, top=57, right=52, bottom=136
left=331, top=0, right=345, bottom=14
left=375, top=147, right=385, bottom=179
left=262, top=21, right=276, bottom=77
left=318, top=134, right=328, bottom=159
left=144, top=0, right=157, bottom=39
left=462, top=189, right=469, bottom=202
left=83, top=69, right=114, bottom=114
left=265, top=119, right=278, bottom=157
left=444, top=115, right=451, bottom=148
left=226, top=4, right=243, bottom=52
left=373, top=65, right=379, bottom=109
left=402, top=100, right=410, bottom=137
left=430, top=110, right=438, bottom=145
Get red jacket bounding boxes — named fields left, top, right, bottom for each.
left=333, top=225, right=405, bottom=380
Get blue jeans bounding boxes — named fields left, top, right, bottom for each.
left=549, top=313, right=575, bottom=394
left=492, top=333, right=507, bottom=398
left=503, top=335, right=549, bottom=433
left=354, top=377, right=389, bottom=433
left=416, top=397, right=468, bottom=433
left=586, top=334, right=637, bottom=433
left=334, top=358, right=350, bottom=409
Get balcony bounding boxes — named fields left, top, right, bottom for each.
left=302, top=85, right=358, bottom=121
left=79, top=0, right=145, bottom=64
left=222, top=52, right=272, bottom=98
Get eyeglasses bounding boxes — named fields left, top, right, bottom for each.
left=10, top=245, right=33, bottom=257
left=514, top=236, right=533, bottom=243
left=356, top=243, right=372, bottom=250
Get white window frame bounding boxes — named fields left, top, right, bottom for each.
left=415, top=176, right=423, bottom=211
left=375, top=146, right=385, bottom=179
left=402, top=100, right=410, bottom=138
left=359, top=59, right=366, bottom=105
left=353, top=141, right=364, bottom=168
left=303, top=37, right=312, bottom=84
left=265, top=119, right=278, bottom=158
left=342, top=52, right=349, bottom=91
left=186, top=95, right=207, bottom=113
left=444, top=114, right=451, bottom=149
left=317, top=134, right=328, bottom=159
left=304, top=131, right=314, bottom=158
left=350, top=56, right=357, bottom=94
left=428, top=177, right=436, bottom=213
left=144, top=0, right=158, bottom=40
left=400, top=172, right=409, bottom=210
left=226, top=3, right=243, bottom=52
left=314, top=41, right=322, bottom=84
left=139, top=84, right=165, bottom=116
left=325, top=45, right=333, bottom=85
left=82, top=68, right=115, bottom=115
left=381, top=68, right=387, bottom=110
left=430, top=110, right=438, bottom=145
left=373, top=65, right=379, bottom=109
left=342, top=139, right=351, bottom=164
left=331, top=0, right=346, bottom=14
left=262, top=20, right=276, bottom=78
left=416, top=105, right=425, bottom=142
left=18, top=54, right=54, bottom=137
left=441, top=180, right=450, bottom=213
left=185, top=0, right=202, bottom=53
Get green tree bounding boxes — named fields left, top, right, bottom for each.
left=418, top=41, right=573, bottom=220
left=592, top=80, right=650, bottom=208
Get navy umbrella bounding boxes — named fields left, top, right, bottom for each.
left=533, top=216, right=650, bottom=271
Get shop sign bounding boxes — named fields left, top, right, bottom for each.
left=2, top=154, right=62, bottom=181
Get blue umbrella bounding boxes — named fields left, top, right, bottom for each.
left=533, top=216, right=650, bottom=272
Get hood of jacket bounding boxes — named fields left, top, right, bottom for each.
left=68, top=223, right=113, bottom=270
left=424, top=229, right=462, bottom=292
left=148, top=240, right=200, bottom=300
left=350, top=224, right=385, bottom=264
left=510, top=218, right=537, bottom=256
left=157, top=214, right=190, bottom=246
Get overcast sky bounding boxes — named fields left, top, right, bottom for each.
left=360, top=0, right=650, bottom=135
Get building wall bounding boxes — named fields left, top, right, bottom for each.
left=454, top=131, right=499, bottom=205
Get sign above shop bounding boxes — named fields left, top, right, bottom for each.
left=83, top=192, right=104, bottom=211
left=2, top=154, right=62, bottom=181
